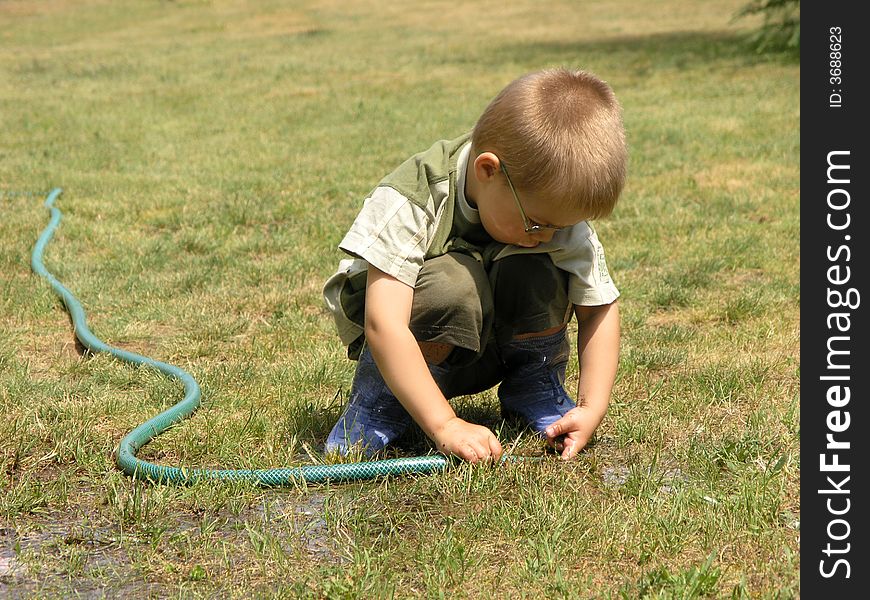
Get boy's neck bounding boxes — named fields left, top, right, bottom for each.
left=463, top=154, right=479, bottom=209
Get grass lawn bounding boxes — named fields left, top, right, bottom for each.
left=1, top=0, right=799, bottom=597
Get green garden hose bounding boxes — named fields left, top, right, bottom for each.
left=31, top=188, right=454, bottom=485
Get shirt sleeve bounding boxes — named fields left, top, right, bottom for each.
left=337, top=186, right=433, bottom=287
left=552, top=222, right=620, bottom=306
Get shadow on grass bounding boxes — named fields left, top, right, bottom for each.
left=483, top=29, right=798, bottom=72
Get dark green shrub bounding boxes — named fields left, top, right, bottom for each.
left=734, top=0, right=800, bottom=53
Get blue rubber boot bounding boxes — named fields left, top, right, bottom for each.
left=325, top=349, right=450, bottom=456
left=497, top=328, right=575, bottom=434
left=325, top=349, right=410, bottom=456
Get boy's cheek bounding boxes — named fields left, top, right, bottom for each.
left=481, top=217, right=522, bottom=246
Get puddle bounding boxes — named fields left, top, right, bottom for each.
left=249, top=493, right=338, bottom=560
left=658, top=468, right=686, bottom=494
left=1, top=522, right=136, bottom=598
left=602, top=466, right=630, bottom=487
left=1, top=528, right=27, bottom=586
left=601, top=465, right=687, bottom=494
left=0, top=552, right=25, bottom=580
left=1, top=489, right=338, bottom=596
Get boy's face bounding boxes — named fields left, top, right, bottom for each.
left=469, top=153, right=587, bottom=247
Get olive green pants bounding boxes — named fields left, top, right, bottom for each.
left=350, top=251, right=572, bottom=398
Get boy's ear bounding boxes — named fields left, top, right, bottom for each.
left=473, top=152, right=501, bottom=181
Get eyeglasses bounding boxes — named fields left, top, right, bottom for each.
left=499, top=160, right=566, bottom=234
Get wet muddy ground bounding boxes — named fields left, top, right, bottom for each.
left=2, top=460, right=691, bottom=596
left=1, top=491, right=336, bottom=597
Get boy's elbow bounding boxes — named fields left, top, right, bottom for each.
left=363, top=312, right=409, bottom=344
left=363, top=317, right=383, bottom=341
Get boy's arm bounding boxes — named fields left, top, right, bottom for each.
left=364, top=264, right=503, bottom=463
left=545, top=300, right=620, bottom=460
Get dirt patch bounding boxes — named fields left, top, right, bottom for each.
left=0, top=484, right=339, bottom=596
left=1, top=521, right=140, bottom=597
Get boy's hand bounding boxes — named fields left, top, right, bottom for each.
left=433, top=417, right=503, bottom=464
left=544, top=405, right=604, bottom=460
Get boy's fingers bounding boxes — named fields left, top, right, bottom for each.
left=473, top=443, right=489, bottom=463
left=560, top=438, right=580, bottom=461
left=463, top=441, right=489, bottom=464
left=545, top=423, right=562, bottom=439
left=488, top=436, right=503, bottom=463
left=459, top=444, right=478, bottom=463
left=447, top=428, right=503, bottom=464
left=545, top=409, right=579, bottom=440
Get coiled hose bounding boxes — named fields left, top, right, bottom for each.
left=31, top=188, right=455, bottom=485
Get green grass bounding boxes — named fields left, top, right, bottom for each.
left=1, top=0, right=799, bottom=597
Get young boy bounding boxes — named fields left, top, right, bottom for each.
left=323, top=68, right=626, bottom=463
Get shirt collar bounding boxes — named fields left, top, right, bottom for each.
left=455, top=141, right=480, bottom=223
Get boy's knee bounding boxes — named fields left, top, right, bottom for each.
left=413, top=253, right=486, bottom=313
left=493, top=254, right=571, bottom=339
left=418, top=341, right=453, bottom=364
left=409, top=253, right=493, bottom=354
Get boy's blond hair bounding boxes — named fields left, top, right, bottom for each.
left=471, top=68, right=627, bottom=219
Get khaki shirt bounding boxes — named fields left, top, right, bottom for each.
left=324, top=137, right=619, bottom=348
